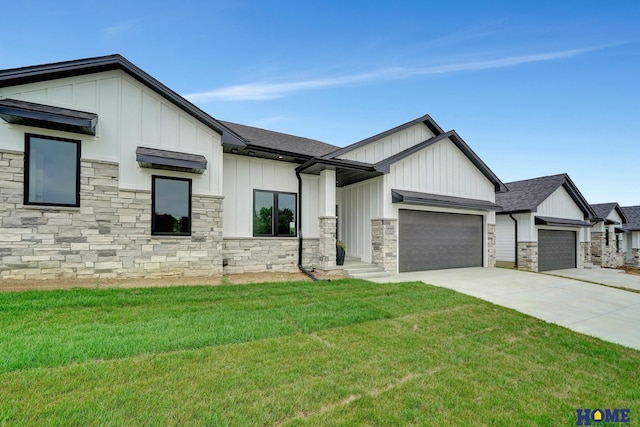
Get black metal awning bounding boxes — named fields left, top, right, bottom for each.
left=136, top=147, right=207, bottom=174
left=391, top=189, right=503, bottom=211
left=0, top=98, right=97, bottom=135
left=535, top=216, right=592, bottom=228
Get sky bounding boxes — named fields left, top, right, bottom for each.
left=2, top=1, right=639, bottom=205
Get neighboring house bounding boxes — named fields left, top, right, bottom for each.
left=0, top=54, right=506, bottom=280
left=495, top=174, right=595, bottom=272
left=621, top=206, right=640, bottom=266
left=590, top=202, right=628, bottom=267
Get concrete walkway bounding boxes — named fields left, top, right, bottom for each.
left=545, top=268, right=640, bottom=292
left=370, top=267, right=640, bottom=351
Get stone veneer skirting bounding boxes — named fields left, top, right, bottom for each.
left=580, top=241, right=591, bottom=265
left=371, top=219, right=397, bottom=274
left=517, top=241, right=538, bottom=272
left=317, top=216, right=337, bottom=269
left=0, top=150, right=223, bottom=280
left=222, top=238, right=300, bottom=274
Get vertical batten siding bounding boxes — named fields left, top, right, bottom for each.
left=386, top=138, right=495, bottom=202
left=536, top=187, right=585, bottom=220
left=495, top=215, right=516, bottom=262
left=222, top=154, right=318, bottom=238
left=337, top=123, right=434, bottom=163
left=340, top=177, right=383, bottom=262
left=0, top=70, right=223, bottom=197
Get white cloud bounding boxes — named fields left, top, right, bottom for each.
left=184, top=46, right=603, bottom=102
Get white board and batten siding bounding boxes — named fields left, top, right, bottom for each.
left=337, top=177, right=384, bottom=262
left=536, top=186, right=589, bottom=243
left=337, top=123, right=435, bottom=163
left=223, top=154, right=320, bottom=238
left=384, top=136, right=496, bottom=220
left=495, top=215, right=516, bottom=262
left=0, top=70, right=223, bottom=196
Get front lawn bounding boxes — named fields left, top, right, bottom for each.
left=0, top=279, right=638, bottom=426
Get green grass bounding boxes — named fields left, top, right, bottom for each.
left=0, top=279, right=638, bottom=426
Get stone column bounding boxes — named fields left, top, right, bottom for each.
left=487, top=223, right=496, bottom=267
left=517, top=241, right=538, bottom=272
left=371, top=219, right=397, bottom=274
left=317, top=216, right=337, bottom=269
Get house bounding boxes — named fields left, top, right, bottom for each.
left=495, top=174, right=595, bottom=272
left=590, top=203, right=628, bottom=267
left=0, top=54, right=506, bottom=280
left=621, top=206, right=640, bottom=266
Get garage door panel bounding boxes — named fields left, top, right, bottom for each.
left=399, top=210, right=483, bottom=272
left=538, top=229, right=576, bottom=271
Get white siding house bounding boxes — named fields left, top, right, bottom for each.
left=495, top=174, right=596, bottom=272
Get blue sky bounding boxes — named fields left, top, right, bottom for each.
left=2, top=1, right=639, bottom=205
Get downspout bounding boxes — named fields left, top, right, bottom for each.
left=296, top=169, right=319, bottom=281
left=509, top=214, right=518, bottom=268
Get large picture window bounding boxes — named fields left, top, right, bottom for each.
left=253, top=190, right=297, bottom=237
left=24, top=134, right=80, bottom=207
left=152, top=176, right=192, bottom=236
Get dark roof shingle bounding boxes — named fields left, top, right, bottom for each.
left=220, top=121, right=338, bottom=158
left=496, top=173, right=595, bottom=218
left=591, top=203, right=618, bottom=220
left=621, top=206, right=640, bottom=231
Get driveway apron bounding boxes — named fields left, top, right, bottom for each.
left=370, top=267, right=640, bottom=350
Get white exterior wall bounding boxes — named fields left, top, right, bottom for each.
left=536, top=186, right=588, bottom=243
left=496, top=214, right=516, bottom=262
left=0, top=70, right=223, bottom=196
left=337, top=123, right=435, bottom=163
left=383, top=137, right=496, bottom=218
left=337, top=177, right=384, bottom=262
left=223, top=154, right=320, bottom=238
left=338, top=136, right=498, bottom=265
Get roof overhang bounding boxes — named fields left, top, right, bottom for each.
left=535, top=216, right=593, bottom=228
left=296, top=157, right=383, bottom=187
left=136, top=147, right=207, bottom=174
left=0, top=98, right=97, bottom=135
left=392, top=189, right=503, bottom=211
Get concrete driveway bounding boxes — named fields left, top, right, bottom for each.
left=370, top=267, right=640, bottom=351
left=545, top=267, right=640, bottom=292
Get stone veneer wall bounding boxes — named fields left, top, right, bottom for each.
left=222, top=238, right=299, bottom=274
left=0, top=150, right=223, bottom=280
left=591, top=231, right=625, bottom=268
left=487, top=223, right=496, bottom=268
left=371, top=219, right=397, bottom=274
left=631, top=248, right=640, bottom=266
left=517, top=241, right=538, bottom=272
left=580, top=242, right=591, bottom=265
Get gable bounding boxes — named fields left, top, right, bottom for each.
left=536, top=186, right=585, bottom=220
left=385, top=136, right=495, bottom=202
left=336, top=122, right=435, bottom=163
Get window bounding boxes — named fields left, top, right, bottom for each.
left=152, top=176, right=192, bottom=235
left=253, top=190, right=297, bottom=237
left=616, top=234, right=620, bottom=253
left=24, top=134, right=80, bottom=207
left=605, top=228, right=610, bottom=246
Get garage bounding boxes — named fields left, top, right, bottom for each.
left=538, top=229, right=576, bottom=271
left=398, top=209, right=483, bottom=272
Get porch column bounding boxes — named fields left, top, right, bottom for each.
left=317, top=169, right=336, bottom=268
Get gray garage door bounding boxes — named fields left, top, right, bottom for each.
left=398, top=210, right=483, bottom=272
left=538, top=229, right=576, bottom=271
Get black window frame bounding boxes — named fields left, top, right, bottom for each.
left=253, top=189, right=297, bottom=237
left=151, top=175, right=192, bottom=236
left=24, top=133, right=81, bottom=208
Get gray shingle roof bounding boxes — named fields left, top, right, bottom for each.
left=220, top=121, right=338, bottom=158
left=496, top=174, right=568, bottom=212
left=496, top=173, right=595, bottom=218
left=591, top=203, right=618, bottom=220
left=621, top=206, right=640, bottom=231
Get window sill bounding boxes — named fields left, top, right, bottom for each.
left=22, top=204, right=81, bottom=212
